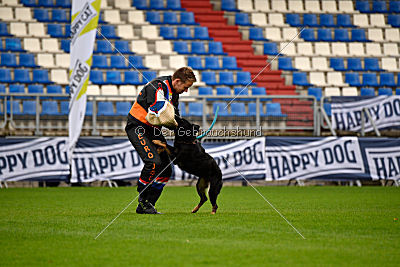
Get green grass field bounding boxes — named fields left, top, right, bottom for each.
left=0, top=186, right=399, bottom=266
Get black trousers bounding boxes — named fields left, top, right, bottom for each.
left=125, top=122, right=172, bottom=205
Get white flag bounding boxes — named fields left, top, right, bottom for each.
left=68, top=0, right=101, bottom=163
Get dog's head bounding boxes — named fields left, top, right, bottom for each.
left=174, top=116, right=200, bottom=143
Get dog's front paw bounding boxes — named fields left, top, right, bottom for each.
left=211, top=205, right=218, bottom=215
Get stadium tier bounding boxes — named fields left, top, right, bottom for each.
left=0, top=0, right=399, bottom=136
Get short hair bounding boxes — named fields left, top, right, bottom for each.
left=172, top=67, right=196, bottom=83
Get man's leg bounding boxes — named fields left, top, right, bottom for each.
left=147, top=150, right=172, bottom=206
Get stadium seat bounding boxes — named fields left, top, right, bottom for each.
left=0, top=22, right=12, bottom=37
left=234, top=87, right=250, bottom=101
left=167, top=0, right=184, bottom=10
left=337, top=14, right=354, bottom=28
left=41, top=101, right=59, bottom=115
left=142, top=71, right=156, bottom=82
left=173, top=41, right=189, bottom=54
left=237, top=72, right=255, bottom=86
left=10, top=84, right=25, bottom=95
left=92, top=55, right=108, bottom=69
left=278, top=57, right=297, bottom=71
left=6, top=100, right=22, bottom=115
left=320, top=14, right=335, bottom=27
left=191, top=41, right=207, bottom=55
left=380, top=73, right=396, bottom=87
left=56, top=0, right=71, bottom=7
left=362, top=73, right=379, bottom=87
left=97, top=102, right=115, bottom=116
left=345, top=73, right=362, bottom=87
left=235, top=13, right=253, bottom=26
left=34, top=9, right=50, bottom=22
left=194, top=27, right=212, bottom=40
left=322, top=1, right=338, bottom=13
left=28, top=84, right=44, bottom=94
left=188, top=56, right=204, bottom=70
left=249, top=28, right=267, bottom=41
left=22, top=100, right=36, bottom=115
left=248, top=102, right=265, bottom=117
left=286, top=14, right=302, bottom=27
left=342, top=87, right=358, bottom=96
left=360, top=87, right=375, bottom=96
left=238, top=0, right=254, bottom=12
left=114, top=102, right=132, bottom=116
left=264, top=42, right=280, bottom=55
left=364, top=58, right=383, bottom=71
left=388, top=15, right=400, bottom=27
left=308, top=87, right=322, bottom=101
left=304, top=14, right=318, bottom=27
left=39, top=0, right=54, bottom=7
left=266, top=103, right=286, bottom=117
left=372, top=1, right=388, bottom=13
left=180, top=12, right=197, bottom=25
left=317, top=28, right=333, bottom=42
left=128, top=56, right=147, bottom=69
left=47, top=24, right=64, bottom=38
left=176, top=27, right=192, bottom=40
left=106, top=71, right=123, bottom=85
left=251, top=87, right=269, bottom=101
left=110, top=55, right=128, bottom=69
left=202, top=71, right=219, bottom=85
left=230, top=103, right=247, bottom=116
left=310, top=72, right=328, bottom=87
left=330, top=58, right=346, bottom=71
left=223, top=57, right=241, bottom=70
left=383, top=43, right=399, bottom=56
left=208, top=42, right=227, bottom=55
left=61, top=39, right=70, bottom=53
left=325, top=87, right=341, bottom=97
left=390, top=1, right=400, bottom=12
left=115, top=40, right=133, bottom=54
left=301, top=28, right=317, bottom=42
left=1, top=53, right=18, bottom=67
left=347, top=58, right=363, bottom=71
left=178, top=102, right=186, bottom=116
left=90, top=71, right=105, bottom=85
left=5, top=38, right=25, bottom=52
left=356, top=1, right=371, bottom=13
left=213, top=102, right=230, bottom=116
left=216, top=87, right=232, bottom=101
left=52, top=9, right=69, bottom=23
left=378, top=88, right=393, bottom=96
left=334, top=29, right=350, bottom=42
left=219, top=72, right=236, bottom=86
left=381, top=57, right=398, bottom=71
left=47, top=85, right=64, bottom=99
left=163, top=11, right=179, bottom=24
left=14, top=69, right=32, bottom=83
left=0, top=69, right=13, bottom=83
left=124, top=71, right=142, bottom=85
left=188, top=102, right=203, bottom=116
left=349, top=43, right=365, bottom=56
left=198, top=86, right=213, bottom=97
left=96, top=40, right=113, bottom=54
left=351, top=29, right=369, bottom=42
left=100, top=25, right=119, bottom=39
left=133, top=0, right=149, bottom=9
left=312, top=57, right=330, bottom=71
left=293, top=72, right=312, bottom=86
left=221, top=0, right=240, bottom=11
left=396, top=88, right=400, bottom=95
left=19, top=53, right=38, bottom=68
left=288, top=0, right=304, bottom=12
left=146, top=11, right=161, bottom=24
left=204, top=56, right=221, bottom=70
left=297, top=43, right=314, bottom=56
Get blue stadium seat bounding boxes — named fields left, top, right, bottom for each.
left=150, top=0, right=165, bottom=9
left=28, top=84, right=44, bottom=94
left=10, top=84, right=25, bottom=95
left=133, top=0, right=149, bottom=9
left=330, top=58, right=346, bottom=71
left=188, top=102, right=203, bottom=116
left=278, top=57, right=297, bottom=71
left=198, top=86, right=213, bottom=97
left=231, top=103, right=247, bottom=116
left=7, top=100, right=22, bottom=115
left=106, top=71, right=123, bottom=85
left=19, top=54, right=38, bottom=68
left=364, top=58, right=382, bottom=71
left=89, top=70, right=105, bottom=84
left=380, top=73, right=396, bottom=87
left=160, top=26, right=176, bottom=39
left=173, top=41, right=189, bottom=54
left=0, top=84, right=6, bottom=93
left=213, top=102, right=230, bottom=116
left=110, top=55, right=128, bottom=69
left=92, top=55, right=108, bottom=69
left=115, top=40, right=133, bottom=54
left=39, top=0, right=54, bottom=7
left=248, top=102, right=265, bottom=116
left=191, top=41, right=207, bottom=54
left=41, top=101, right=59, bottom=115
left=235, top=13, right=253, bottom=26
left=164, top=12, right=179, bottom=24
left=308, top=87, right=322, bottom=101
left=23, top=100, right=36, bottom=115
left=0, top=22, right=12, bottom=37
left=208, top=42, right=227, bottom=55
left=167, top=0, right=184, bottom=10
left=21, top=0, right=36, bottom=7
left=337, top=14, right=354, bottom=27
left=34, top=9, right=51, bottom=22
left=356, top=1, right=371, bottom=13
left=362, top=73, right=379, bottom=87
left=216, top=87, right=232, bottom=101
left=177, top=27, right=193, bottom=40
left=85, top=101, right=93, bottom=116
left=56, top=0, right=71, bottom=8
left=33, top=70, right=52, bottom=84
left=47, top=85, right=65, bottom=100
left=249, top=28, right=267, bottom=41
left=0, top=69, right=12, bottom=83
left=146, top=11, right=162, bottom=24
left=398, top=74, right=400, bottom=86
left=128, top=55, right=148, bottom=69
left=293, top=72, right=312, bottom=86
left=347, top=58, right=363, bottom=71
left=351, top=29, right=369, bottom=42
left=372, top=1, right=388, bottom=13
left=266, top=103, right=286, bottom=117
left=388, top=15, right=400, bottom=27
left=96, top=40, right=113, bottom=54
left=219, top=72, right=237, bottom=86
left=237, top=72, right=256, bottom=86
left=61, top=39, right=70, bottom=53
left=188, top=56, right=204, bottom=70
left=97, top=102, right=115, bottom=116
left=65, top=86, right=70, bottom=94
left=286, top=14, right=302, bottom=27
left=221, top=0, right=240, bottom=11
left=14, top=69, right=32, bottom=83
left=300, top=28, right=317, bottom=41
left=180, top=12, right=197, bottom=25
left=100, top=25, right=119, bottom=39
left=251, top=87, right=269, bottom=101
left=317, top=28, right=333, bottom=41
left=304, top=14, right=318, bottom=27
left=52, top=9, right=69, bottom=23
left=378, top=88, right=393, bottom=96
left=323, top=103, right=331, bottom=116
left=142, top=71, right=156, bottom=82
left=389, top=1, right=400, bottom=13
left=202, top=71, right=219, bottom=85
left=222, top=57, right=241, bottom=70
left=178, top=102, right=186, bottom=116
left=1, top=53, right=18, bottom=67
left=320, top=14, right=335, bottom=27
left=396, top=88, right=400, bottom=95
left=124, top=71, right=142, bottom=85
left=194, top=27, right=212, bottom=40
left=345, top=73, right=362, bottom=87
left=47, top=24, right=64, bottom=37
left=263, top=42, right=280, bottom=55
left=115, top=102, right=132, bottom=116
left=234, top=87, right=250, bottom=101
left=205, top=56, right=222, bottom=70
left=5, top=38, right=24, bottom=52
left=334, top=29, right=350, bottom=42
left=360, top=88, right=375, bottom=96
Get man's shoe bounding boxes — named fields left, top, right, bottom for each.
left=136, top=201, right=161, bottom=214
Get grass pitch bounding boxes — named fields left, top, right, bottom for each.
left=0, top=186, right=399, bottom=266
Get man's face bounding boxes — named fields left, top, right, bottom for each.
left=173, top=79, right=193, bottom=94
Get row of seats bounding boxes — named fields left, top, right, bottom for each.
left=20, top=0, right=71, bottom=8
left=308, top=86, right=400, bottom=100
left=0, top=68, right=55, bottom=84
left=299, top=28, right=399, bottom=42
left=279, top=57, right=400, bottom=72
left=229, top=0, right=400, bottom=14
left=293, top=72, right=400, bottom=87
left=0, top=37, right=61, bottom=53
left=0, top=52, right=69, bottom=68
left=264, top=42, right=399, bottom=57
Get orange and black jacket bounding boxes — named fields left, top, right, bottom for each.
left=128, top=75, right=180, bottom=128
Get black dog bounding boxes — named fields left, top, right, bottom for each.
left=154, top=117, right=223, bottom=214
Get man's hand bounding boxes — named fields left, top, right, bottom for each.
left=152, top=140, right=171, bottom=155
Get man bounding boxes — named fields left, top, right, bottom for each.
left=125, top=67, right=196, bottom=214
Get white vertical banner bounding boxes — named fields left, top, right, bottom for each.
left=68, top=0, right=101, bottom=163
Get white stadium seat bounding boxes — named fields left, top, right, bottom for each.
left=55, top=54, right=70, bottom=69
left=282, top=28, right=300, bottom=41
left=42, top=39, right=60, bottom=53
left=297, top=42, right=313, bottom=56
left=51, top=69, right=68, bottom=85
left=128, top=11, right=148, bottom=24
left=370, top=14, right=387, bottom=27
left=265, top=27, right=282, bottom=41
left=271, top=0, right=287, bottom=12
left=312, top=57, right=330, bottom=71
left=342, top=87, right=358, bottom=96
left=155, top=40, right=174, bottom=55
left=101, top=85, right=119, bottom=100
left=268, top=14, right=286, bottom=26
left=87, top=85, right=100, bottom=96
left=325, top=87, right=341, bottom=97
left=288, top=0, right=304, bottom=12
left=144, top=55, right=166, bottom=70
left=115, top=0, right=135, bottom=9
left=353, top=14, right=369, bottom=27
left=368, top=29, right=384, bottom=42
left=254, top=0, right=270, bottom=12
left=169, top=55, right=186, bottom=69
left=294, top=57, right=312, bottom=71
left=119, top=85, right=137, bottom=97
left=322, top=1, right=338, bottom=13
left=280, top=42, right=296, bottom=56
left=305, top=0, right=322, bottom=13
left=0, top=7, right=15, bottom=21
left=23, top=38, right=41, bottom=52
left=131, top=40, right=151, bottom=54
left=15, top=7, right=34, bottom=21
left=314, top=43, right=331, bottom=56
left=238, top=0, right=254, bottom=12
left=310, top=72, right=328, bottom=87
left=385, top=29, right=400, bottom=42
left=37, top=54, right=55, bottom=68
left=331, top=43, right=348, bottom=56
left=141, top=25, right=162, bottom=40
left=366, top=43, right=382, bottom=56
left=10, top=22, right=27, bottom=36
left=28, top=23, right=47, bottom=37
left=251, top=13, right=268, bottom=26
left=327, top=72, right=347, bottom=87
left=117, top=25, right=137, bottom=40
left=104, top=10, right=122, bottom=24
left=338, top=1, right=355, bottom=13
left=381, top=57, right=398, bottom=71
left=348, top=43, right=365, bottom=57
left=383, top=43, right=399, bottom=56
